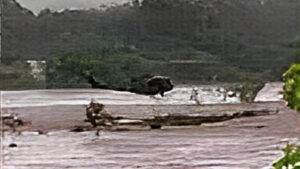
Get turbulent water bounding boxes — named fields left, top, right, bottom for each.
left=2, top=85, right=241, bottom=108
left=254, top=82, right=284, bottom=102
left=2, top=82, right=299, bottom=169
left=3, top=109, right=300, bottom=169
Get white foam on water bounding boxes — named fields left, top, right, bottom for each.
left=2, top=85, right=242, bottom=108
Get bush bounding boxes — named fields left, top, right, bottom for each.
left=273, top=144, right=300, bottom=169
left=283, top=64, right=300, bottom=111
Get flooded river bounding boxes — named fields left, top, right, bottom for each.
left=1, top=85, right=241, bottom=108
left=2, top=83, right=300, bottom=169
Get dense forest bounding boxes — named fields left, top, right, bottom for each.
left=1, top=0, right=300, bottom=89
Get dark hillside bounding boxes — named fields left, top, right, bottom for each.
left=1, top=0, right=300, bottom=89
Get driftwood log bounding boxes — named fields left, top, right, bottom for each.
left=79, top=100, right=282, bottom=132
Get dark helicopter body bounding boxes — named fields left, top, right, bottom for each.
left=86, top=74, right=174, bottom=97
left=129, top=76, right=174, bottom=97
left=145, top=76, right=174, bottom=96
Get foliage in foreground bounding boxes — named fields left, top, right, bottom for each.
left=273, top=144, right=300, bottom=169
left=283, top=64, right=300, bottom=111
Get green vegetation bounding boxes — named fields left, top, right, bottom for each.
left=2, top=0, right=299, bottom=90
left=0, top=61, right=45, bottom=90
left=283, top=64, right=300, bottom=111
left=46, top=42, right=153, bottom=90
left=273, top=144, right=300, bottom=169
left=46, top=37, right=271, bottom=90
left=283, top=39, right=300, bottom=111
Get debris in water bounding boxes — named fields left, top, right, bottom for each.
left=2, top=113, right=29, bottom=132
left=255, top=125, right=265, bottom=129
left=70, top=125, right=93, bottom=132
left=85, top=99, right=116, bottom=135
left=86, top=99, right=114, bottom=127
left=71, top=127, right=85, bottom=132
left=227, top=91, right=236, bottom=97
left=37, top=130, right=46, bottom=135
left=190, top=87, right=201, bottom=105
left=9, top=143, right=18, bottom=148
left=150, top=124, right=162, bottom=129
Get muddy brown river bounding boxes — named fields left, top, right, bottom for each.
left=1, top=83, right=300, bottom=169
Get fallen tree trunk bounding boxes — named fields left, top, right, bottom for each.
left=79, top=101, right=282, bottom=132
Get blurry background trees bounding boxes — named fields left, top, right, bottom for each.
left=1, top=0, right=300, bottom=89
